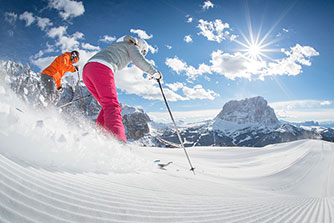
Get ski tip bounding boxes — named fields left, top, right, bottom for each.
left=190, top=167, right=196, bottom=175
left=16, top=108, right=24, bottom=113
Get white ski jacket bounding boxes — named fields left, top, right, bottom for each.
left=88, top=36, right=157, bottom=75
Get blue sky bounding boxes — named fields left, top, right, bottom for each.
left=1, top=0, right=333, bottom=123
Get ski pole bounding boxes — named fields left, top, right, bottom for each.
left=77, top=70, right=85, bottom=112
left=58, top=94, right=92, bottom=108
left=157, top=79, right=196, bottom=175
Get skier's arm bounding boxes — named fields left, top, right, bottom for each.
left=128, top=44, right=158, bottom=75
left=54, top=74, right=62, bottom=88
left=63, top=56, right=76, bottom=73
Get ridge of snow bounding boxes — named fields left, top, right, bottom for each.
left=120, top=103, right=146, bottom=116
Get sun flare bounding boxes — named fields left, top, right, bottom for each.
left=233, top=31, right=278, bottom=62
left=247, top=44, right=262, bottom=59
left=232, top=14, right=281, bottom=62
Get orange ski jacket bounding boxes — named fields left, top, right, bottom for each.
left=41, top=52, right=76, bottom=88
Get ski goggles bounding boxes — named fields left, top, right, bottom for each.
left=71, top=52, right=80, bottom=63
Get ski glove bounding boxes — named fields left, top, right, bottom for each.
left=149, top=71, right=162, bottom=80
left=75, top=65, right=79, bottom=71
left=57, top=86, right=64, bottom=94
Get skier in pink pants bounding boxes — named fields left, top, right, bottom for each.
left=83, top=36, right=162, bottom=143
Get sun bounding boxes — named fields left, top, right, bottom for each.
left=233, top=30, right=277, bottom=62
left=232, top=19, right=281, bottom=62
left=247, top=44, right=262, bottom=59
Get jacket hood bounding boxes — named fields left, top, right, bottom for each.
left=123, top=36, right=136, bottom=44
left=123, top=36, right=148, bottom=56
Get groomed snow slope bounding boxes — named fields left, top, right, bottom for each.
left=0, top=85, right=334, bottom=223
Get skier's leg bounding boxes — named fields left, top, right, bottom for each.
left=96, top=108, right=104, bottom=127
left=83, top=64, right=104, bottom=127
left=41, top=74, right=57, bottom=104
left=94, top=65, right=126, bottom=143
left=83, top=62, right=126, bottom=143
left=83, top=66, right=100, bottom=103
left=103, top=103, right=126, bottom=143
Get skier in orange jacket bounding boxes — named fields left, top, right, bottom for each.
left=40, top=51, right=80, bottom=103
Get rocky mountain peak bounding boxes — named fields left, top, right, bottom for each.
left=214, top=96, right=281, bottom=131
left=120, top=103, right=151, bottom=140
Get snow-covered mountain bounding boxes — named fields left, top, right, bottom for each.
left=121, top=103, right=151, bottom=140
left=214, top=96, right=280, bottom=131
left=156, top=97, right=333, bottom=147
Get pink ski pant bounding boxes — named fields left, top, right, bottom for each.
left=83, top=62, right=127, bottom=143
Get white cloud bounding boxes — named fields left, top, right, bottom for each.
left=115, top=65, right=186, bottom=101
left=130, top=29, right=153, bottom=39
left=166, top=44, right=318, bottom=81
left=166, top=45, right=172, bottom=49
left=4, top=12, right=18, bottom=25
left=166, top=82, right=184, bottom=91
left=148, top=45, right=158, bottom=55
left=36, top=17, right=53, bottom=31
left=202, top=0, right=214, bottom=10
left=19, top=11, right=35, bottom=27
left=31, top=42, right=56, bottom=61
left=48, top=0, right=85, bottom=20
left=210, top=50, right=255, bottom=80
left=165, top=57, right=187, bottom=74
left=81, top=43, right=100, bottom=51
left=115, top=66, right=218, bottom=101
left=185, top=15, right=193, bottom=23
left=270, top=100, right=328, bottom=110
left=197, top=19, right=230, bottom=43
left=276, top=28, right=289, bottom=37
left=184, top=35, right=193, bottom=43
left=166, top=56, right=213, bottom=81
left=320, top=101, right=331, bottom=106
left=230, top=34, right=238, bottom=41
left=270, top=100, right=334, bottom=122
left=276, top=109, right=334, bottom=122
left=182, top=85, right=219, bottom=100
left=47, top=26, right=84, bottom=51
left=32, top=23, right=98, bottom=73
left=148, top=109, right=220, bottom=123
left=57, top=31, right=84, bottom=51
left=99, top=35, right=116, bottom=43
left=47, top=26, right=67, bottom=38
left=260, top=44, right=319, bottom=79
left=282, top=44, right=319, bottom=65
left=163, top=81, right=219, bottom=101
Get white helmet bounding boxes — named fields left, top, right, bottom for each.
left=137, top=39, right=148, bottom=56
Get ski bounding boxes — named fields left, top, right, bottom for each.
left=58, top=94, right=92, bottom=108
left=155, top=136, right=181, bottom=148
left=154, top=160, right=173, bottom=170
